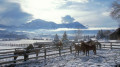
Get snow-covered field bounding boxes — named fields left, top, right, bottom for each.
left=0, top=39, right=52, bottom=44
left=0, top=40, right=120, bottom=67
left=13, top=49, right=120, bottom=67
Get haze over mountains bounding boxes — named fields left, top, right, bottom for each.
left=0, top=19, right=87, bottom=39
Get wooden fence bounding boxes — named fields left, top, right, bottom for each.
left=100, top=42, right=120, bottom=49
left=0, top=42, right=120, bottom=66
left=0, top=46, right=74, bottom=66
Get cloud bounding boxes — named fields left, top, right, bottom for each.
left=11, top=0, right=118, bottom=28
left=67, top=0, right=89, bottom=3
left=0, top=0, right=32, bottom=26
left=61, top=15, right=75, bottom=24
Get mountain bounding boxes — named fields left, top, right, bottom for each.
left=0, top=19, right=87, bottom=30
left=19, top=19, right=87, bottom=30
left=20, top=19, right=57, bottom=29
left=0, top=19, right=87, bottom=38
left=0, top=30, right=28, bottom=39
left=0, top=24, right=18, bottom=31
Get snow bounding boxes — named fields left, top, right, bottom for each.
left=0, top=40, right=120, bottom=67
left=14, top=49, right=120, bottom=67
left=0, top=39, right=52, bottom=44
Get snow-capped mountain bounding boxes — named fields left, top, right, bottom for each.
left=20, top=19, right=87, bottom=30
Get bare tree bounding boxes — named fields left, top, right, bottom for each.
left=110, top=0, right=120, bottom=27
left=74, top=28, right=82, bottom=42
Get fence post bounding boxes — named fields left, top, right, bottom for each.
left=44, top=48, right=46, bottom=59
left=103, top=44, right=105, bottom=48
left=59, top=47, right=61, bottom=56
left=70, top=46, right=72, bottom=53
left=110, top=42, right=112, bottom=49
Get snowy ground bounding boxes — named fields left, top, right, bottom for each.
left=1, top=40, right=120, bottom=67
left=0, top=39, right=52, bottom=44
left=15, top=49, right=120, bottom=67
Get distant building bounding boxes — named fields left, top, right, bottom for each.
left=109, top=28, right=120, bottom=40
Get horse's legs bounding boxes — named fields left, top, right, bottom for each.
left=14, top=56, right=17, bottom=63
left=93, top=49, right=96, bottom=55
left=97, top=45, right=98, bottom=49
left=36, top=52, right=38, bottom=60
left=83, top=50, right=85, bottom=55
left=82, top=49, right=85, bottom=55
left=99, top=44, right=101, bottom=49
left=94, top=50, right=96, bottom=55
left=86, top=50, right=87, bottom=56
left=88, top=50, right=89, bottom=56
left=24, top=53, right=29, bottom=61
left=78, top=50, right=79, bottom=56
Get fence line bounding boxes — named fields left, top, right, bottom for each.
left=100, top=42, right=120, bottom=49
left=0, top=46, right=75, bottom=66
left=0, top=42, right=120, bottom=66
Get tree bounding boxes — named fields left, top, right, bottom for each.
left=96, top=30, right=111, bottom=40
left=62, top=31, right=68, bottom=40
left=96, top=30, right=104, bottom=39
left=74, top=29, right=82, bottom=42
left=53, top=34, right=59, bottom=44
left=110, top=0, right=120, bottom=27
left=62, top=31, right=69, bottom=46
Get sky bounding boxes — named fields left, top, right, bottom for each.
left=0, top=0, right=118, bottom=28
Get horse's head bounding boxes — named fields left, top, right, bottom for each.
left=58, top=41, right=63, bottom=46
left=26, top=44, right=34, bottom=50
left=38, top=44, right=43, bottom=48
left=88, top=40, right=96, bottom=46
left=80, top=41, right=85, bottom=44
left=72, top=42, right=76, bottom=46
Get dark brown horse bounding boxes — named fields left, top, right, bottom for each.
left=14, top=44, right=40, bottom=63
left=81, top=41, right=96, bottom=56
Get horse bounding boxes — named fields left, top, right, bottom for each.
left=33, top=42, right=44, bottom=48
left=81, top=41, right=96, bottom=56
left=73, top=42, right=85, bottom=56
left=14, top=49, right=29, bottom=63
left=26, top=44, right=40, bottom=60
left=94, top=41, right=101, bottom=49
left=55, top=41, right=63, bottom=49
left=14, top=44, right=41, bottom=63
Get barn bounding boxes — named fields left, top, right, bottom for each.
left=109, top=28, right=120, bottom=40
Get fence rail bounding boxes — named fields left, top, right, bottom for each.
left=100, top=42, right=120, bottom=49
left=0, top=41, right=120, bottom=66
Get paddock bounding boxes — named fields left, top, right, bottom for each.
left=0, top=41, right=120, bottom=67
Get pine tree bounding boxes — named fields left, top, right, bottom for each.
left=53, top=34, right=59, bottom=44
left=96, top=30, right=102, bottom=39
left=96, top=30, right=105, bottom=39
left=62, top=31, right=68, bottom=41
left=62, top=31, right=69, bottom=46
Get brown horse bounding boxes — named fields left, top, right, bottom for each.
left=55, top=41, right=63, bottom=49
left=26, top=44, right=40, bottom=60
left=73, top=42, right=85, bottom=55
left=14, top=44, right=41, bottom=63
left=81, top=41, right=96, bottom=56
left=14, top=49, right=28, bottom=63
left=95, top=41, right=101, bottom=49
left=73, top=42, right=80, bottom=55
left=33, top=42, right=44, bottom=48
